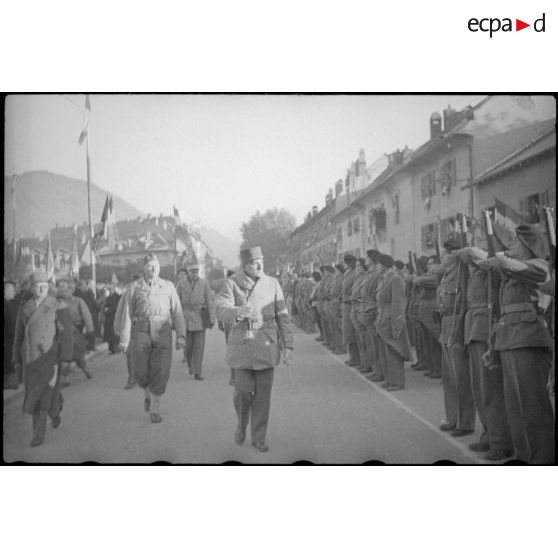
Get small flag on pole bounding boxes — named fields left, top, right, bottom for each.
left=70, top=225, right=80, bottom=278
left=100, top=195, right=109, bottom=237
left=46, top=232, right=55, bottom=281
left=111, top=272, right=119, bottom=286
left=78, top=94, right=91, bottom=145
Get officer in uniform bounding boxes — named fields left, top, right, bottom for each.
left=176, top=262, right=216, bottom=381
left=482, top=225, right=554, bottom=464
left=56, top=277, right=94, bottom=385
left=438, top=238, right=475, bottom=437
left=341, top=254, right=360, bottom=367
left=118, top=254, right=186, bottom=423
left=216, top=246, right=293, bottom=452
left=319, top=265, right=335, bottom=350
left=350, top=258, right=371, bottom=372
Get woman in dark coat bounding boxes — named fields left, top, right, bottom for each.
left=103, top=287, right=122, bottom=354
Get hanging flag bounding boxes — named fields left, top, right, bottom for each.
left=78, top=94, right=91, bottom=145
left=173, top=205, right=180, bottom=221
left=70, top=225, right=80, bottom=278
left=100, top=195, right=110, bottom=237
left=111, top=272, right=119, bottom=285
left=46, top=232, right=55, bottom=281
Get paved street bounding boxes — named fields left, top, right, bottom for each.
left=3, top=326, right=490, bottom=464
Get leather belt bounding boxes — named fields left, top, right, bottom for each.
left=443, top=307, right=462, bottom=317
left=468, top=303, right=488, bottom=309
left=501, top=302, right=537, bottom=315
left=133, top=316, right=170, bottom=323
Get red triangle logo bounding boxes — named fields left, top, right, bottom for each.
left=516, top=19, right=530, bottom=31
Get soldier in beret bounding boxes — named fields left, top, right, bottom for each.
left=216, top=246, right=293, bottom=453
left=327, top=264, right=346, bottom=354
left=479, top=225, right=554, bottom=463
left=118, top=254, right=186, bottom=423
left=12, top=270, right=74, bottom=446
left=341, top=254, right=360, bottom=367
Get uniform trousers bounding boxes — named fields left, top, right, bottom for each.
left=328, top=306, right=344, bottom=353
left=313, top=307, right=324, bottom=338
left=441, top=343, right=475, bottom=430
left=185, top=330, right=206, bottom=377
left=500, top=348, right=555, bottom=464
left=233, top=368, right=274, bottom=445
left=131, top=322, right=173, bottom=396
left=468, top=341, right=512, bottom=451
left=319, top=306, right=332, bottom=346
left=419, top=322, right=442, bottom=376
left=350, top=311, right=367, bottom=367
left=357, top=311, right=373, bottom=369
left=411, top=318, right=428, bottom=366
left=379, top=338, right=405, bottom=387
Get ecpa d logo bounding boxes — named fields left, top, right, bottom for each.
left=468, top=13, right=546, bottom=37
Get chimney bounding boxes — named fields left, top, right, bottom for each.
left=335, top=179, right=343, bottom=197
left=325, top=188, right=333, bottom=206
left=443, top=105, right=459, bottom=132
left=312, top=205, right=318, bottom=217
left=430, top=112, right=442, bottom=140
left=357, top=148, right=366, bottom=175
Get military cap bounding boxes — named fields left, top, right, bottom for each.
left=324, top=265, right=335, bottom=273
left=515, top=224, right=546, bottom=259
left=178, top=267, right=188, bottom=274
left=366, top=249, right=381, bottom=261
left=378, top=254, right=394, bottom=267
left=343, top=253, right=356, bottom=263
left=335, top=263, right=345, bottom=273
left=394, top=259, right=405, bottom=270
left=143, top=253, right=158, bottom=264
left=443, top=238, right=461, bottom=252
left=56, top=275, right=75, bottom=286
left=187, top=262, right=200, bottom=271
left=29, top=270, right=49, bottom=285
left=240, top=246, right=264, bottom=264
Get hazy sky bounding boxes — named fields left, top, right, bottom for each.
left=5, top=94, right=554, bottom=241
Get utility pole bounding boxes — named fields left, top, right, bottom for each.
left=11, top=174, right=17, bottom=261
left=86, top=133, right=96, bottom=284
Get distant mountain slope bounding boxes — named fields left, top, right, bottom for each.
left=4, top=170, right=144, bottom=238
left=198, top=226, right=240, bottom=269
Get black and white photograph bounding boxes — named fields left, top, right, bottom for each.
left=3, top=93, right=555, bottom=465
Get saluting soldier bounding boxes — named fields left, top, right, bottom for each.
left=176, top=262, right=216, bottom=381
left=361, top=250, right=383, bottom=381
left=375, top=254, right=412, bottom=390
left=459, top=246, right=513, bottom=460
left=216, top=246, right=293, bottom=453
left=350, top=258, right=371, bottom=372
left=438, top=238, right=475, bottom=437
left=12, top=270, right=74, bottom=446
left=56, top=277, right=94, bottom=385
left=341, top=254, right=360, bottom=367
left=414, top=256, right=444, bottom=382
left=327, top=264, right=346, bottom=355
left=118, top=253, right=186, bottom=423
left=483, top=225, right=554, bottom=464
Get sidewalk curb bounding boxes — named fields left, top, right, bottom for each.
left=3, top=342, right=109, bottom=407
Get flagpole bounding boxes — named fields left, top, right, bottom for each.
left=12, top=174, right=17, bottom=261
left=86, top=134, right=96, bottom=284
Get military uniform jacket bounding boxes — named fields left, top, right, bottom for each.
left=439, top=254, right=464, bottom=344
left=64, top=295, right=94, bottom=332
left=494, top=257, right=553, bottom=351
left=12, top=296, right=74, bottom=414
left=176, top=276, right=216, bottom=331
left=350, top=273, right=369, bottom=315
left=464, top=267, right=490, bottom=345
left=414, top=270, right=442, bottom=337
left=376, top=270, right=412, bottom=360
left=341, top=269, right=358, bottom=303
left=216, top=270, right=293, bottom=370
left=118, top=277, right=186, bottom=347
left=362, top=268, right=383, bottom=316
left=329, top=274, right=343, bottom=318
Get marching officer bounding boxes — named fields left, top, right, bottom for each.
left=176, top=262, right=216, bottom=381
left=216, top=246, right=293, bottom=453
left=118, top=253, right=186, bottom=423
left=56, top=277, right=94, bottom=386
left=482, top=225, right=554, bottom=464
left=12, top=270, right=74, bottom=446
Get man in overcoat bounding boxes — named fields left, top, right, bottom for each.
left=482, top=225, right=554, bottom=464
left=12, top=270, right=74, bottom=446
left=375, top=254, right=412, bottom=390
left=176, top=262, right=216, bottom=380
left=118, top=254, right=186, bottom=423
left=216, top=246, right=293, bottom=453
